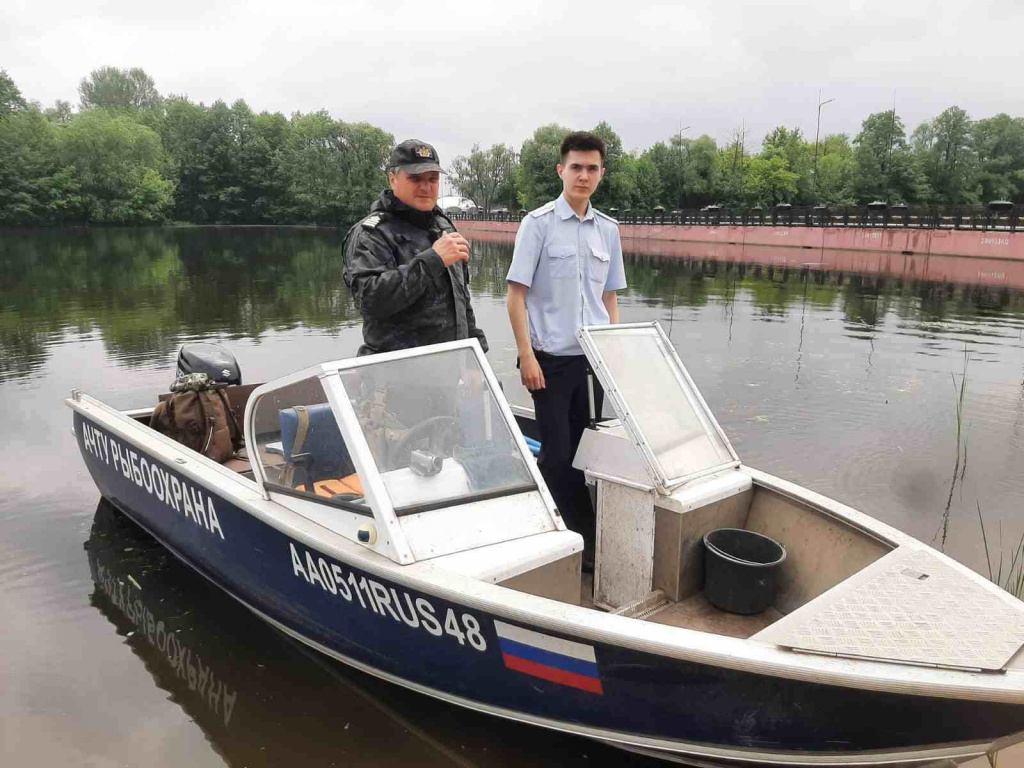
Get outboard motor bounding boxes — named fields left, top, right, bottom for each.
left=175, top=343, right=242, bottom=386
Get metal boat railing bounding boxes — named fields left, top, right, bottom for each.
left=449, top=203, right=1023, bottom=232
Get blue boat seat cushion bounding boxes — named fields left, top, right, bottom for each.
left=279, top=403, right=356, bottom=487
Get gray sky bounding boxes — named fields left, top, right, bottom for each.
left=4, top=0, right=1023, bottom=171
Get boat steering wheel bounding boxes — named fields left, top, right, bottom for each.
left=388, top=416, right=460, bottom=470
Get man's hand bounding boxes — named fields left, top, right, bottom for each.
left=434, top=232, right=471, bottom=267
left=520, top=352, right=545, bottom=391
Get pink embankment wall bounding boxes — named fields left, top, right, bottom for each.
left=456, top=220, right=1023, bottom=261
left=457, top=220, right=1024, bottom=290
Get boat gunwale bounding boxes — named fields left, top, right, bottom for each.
left=66, top=392, right=1024, bottom=706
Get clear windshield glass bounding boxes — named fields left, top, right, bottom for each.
left=337, top=348, right=535, bottom=514
left=585, top=326, right=735, bottom=483
left=252, top=375, right=370, bottom=513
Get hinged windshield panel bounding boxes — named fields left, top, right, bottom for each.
left=252, top=374, right=371, bottom=514
left=336, top=347, right=536, bottom=515
left=578, top=322, right=738, bottom=487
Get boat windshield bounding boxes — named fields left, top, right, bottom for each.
left=580, top=323, right=737, bottom=485
left=338, top=347, right=536, bottom=515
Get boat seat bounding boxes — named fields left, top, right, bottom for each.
left=299, top=475, right=365, bottom=499
left=279, top=403, right=356, bottom=490
left=659, top=469, right=753, bottom=515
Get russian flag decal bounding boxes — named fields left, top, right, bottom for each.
left=494, top=621, right=603, bottom=695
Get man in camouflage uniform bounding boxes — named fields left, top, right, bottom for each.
left=343, top=139, right=488, bottom=356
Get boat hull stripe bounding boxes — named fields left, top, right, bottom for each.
left=502, top=653, right=605, bottom=694
left=498, top=637, right=600, bottom=678
left=493, top=619, right=596, bottom=662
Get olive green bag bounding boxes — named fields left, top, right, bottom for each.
left=150, top=373, right=242, bottom=464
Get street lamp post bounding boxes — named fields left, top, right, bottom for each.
left=812, top=90, right=834, bottom=199
left=676, top=122, right=691, bottom=209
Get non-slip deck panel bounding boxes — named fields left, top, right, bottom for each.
left=755, top=547, right=1024, bottom=671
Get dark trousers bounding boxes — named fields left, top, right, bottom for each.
left=527, top=351, right=604, bottom=557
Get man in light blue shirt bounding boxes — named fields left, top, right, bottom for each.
left=506, top=131, right=627, bottom=569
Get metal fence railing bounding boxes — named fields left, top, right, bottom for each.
left=449, top=203, right=1023, bottom=232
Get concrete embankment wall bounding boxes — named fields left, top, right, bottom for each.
left=456, top=219, right=1022, bottom=261
left=459, top=220, right=1024, bottom=290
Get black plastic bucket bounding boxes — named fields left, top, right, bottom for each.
left=703, top=528, right=787, bottom=615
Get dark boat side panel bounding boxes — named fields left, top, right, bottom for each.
left=73, top=412, right=1024, bottom=758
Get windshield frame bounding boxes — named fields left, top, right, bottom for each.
left=322, top=339, right=551, bottom=516
left=578, top=321, right=740, bottom=490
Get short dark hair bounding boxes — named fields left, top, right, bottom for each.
left=560, top=131, right=606, bottom=163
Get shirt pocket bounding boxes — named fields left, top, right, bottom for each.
left=589, top=249, right=611, bottom=285
left=545, top=245, right=578, bottom=279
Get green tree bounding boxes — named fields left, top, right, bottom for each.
left=198, top=99, right=247, bottom=222
left=0, top=108, right=81, bottom=224
left=242, top=110, right=291, bottom=221
left=276, top=111, right=391, bottom=226
left=449, top=143, right=519, bottom=213
left=334, top=120, right=393, bottom=221
left=743, top=153, right=798, bottom=206
left=972, top=114, right=1024, bottom=203
left=0, top=69, right=27, bottom=118
left=682, top=135, right=719, bottom=207
left=643, top=141, right=682, bottom=208
left=762, top=127, right=813, bottom=204
left=589, top=121, right=626, bottom=209
left=853, top=110, right=929, bottom=204
left=517, top=123, right=570, bottom=210
left=78, top=66, right=162, bottom=112
left=607, top=153, right=637, bottom=210
left=632, top=155, right=663, bottom=210
left=813, top=134, right=857, bottom=205
left=58, top=110, right=174, bottom=223
left=713, top=127, right=750, bottom=206
left=911, top=106, right=978, bottom=204
left=44, top=99, right=73, bottom=124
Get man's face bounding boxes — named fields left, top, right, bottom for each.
left=557, top=149, right=604, bottom=202
left=389, top=169, right=440, bottom=211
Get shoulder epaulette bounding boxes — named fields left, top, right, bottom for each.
left=529, top=201, right=556, bottom=218
left=594, top=209, right=618, bottom=224
left=361, top=212, right=386, bottom=229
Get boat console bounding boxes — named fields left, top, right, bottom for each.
left=240, top=341, right=583, bottom=600
left=573, top=323, right=893, bottom=634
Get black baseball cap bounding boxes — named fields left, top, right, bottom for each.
left=388, top=139, right=444, bottom=174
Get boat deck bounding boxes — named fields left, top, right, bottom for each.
left=646, top=594, right=783, bottom=638
left=580, top=574, right=782, bottom=639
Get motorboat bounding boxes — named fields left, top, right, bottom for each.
left=67, top=322, right=1024, bottom=766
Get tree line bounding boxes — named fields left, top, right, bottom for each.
left=3, top=66, right=1024, bottom=227
left=0, top=67, right=392, bottom=226
left=454, top=109, right=1024, bottom=215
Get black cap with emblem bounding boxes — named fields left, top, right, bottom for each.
left=389, top=139, right=444, bottom=175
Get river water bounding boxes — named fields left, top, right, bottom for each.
left=2, top=227, right=1024, bottom=766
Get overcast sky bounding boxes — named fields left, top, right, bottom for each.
left=4, top=0, right=1023, bottom=172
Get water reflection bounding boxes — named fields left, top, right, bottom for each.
left=5, top=228, right=1024, bottom=385
left=85, top=500, right=655, bottom=768
left=0, top=228, right=360, bottom=382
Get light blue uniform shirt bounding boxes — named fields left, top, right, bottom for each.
left=506, top=194, right=627, bottom=356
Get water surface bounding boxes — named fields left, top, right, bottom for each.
left=2, top=227, right=1023, bottom=766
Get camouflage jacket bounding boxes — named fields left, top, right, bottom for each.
left=343, top=191, right=488, bottom=356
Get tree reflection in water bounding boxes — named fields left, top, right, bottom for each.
left=4, top=228, right=1024, bottom=384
